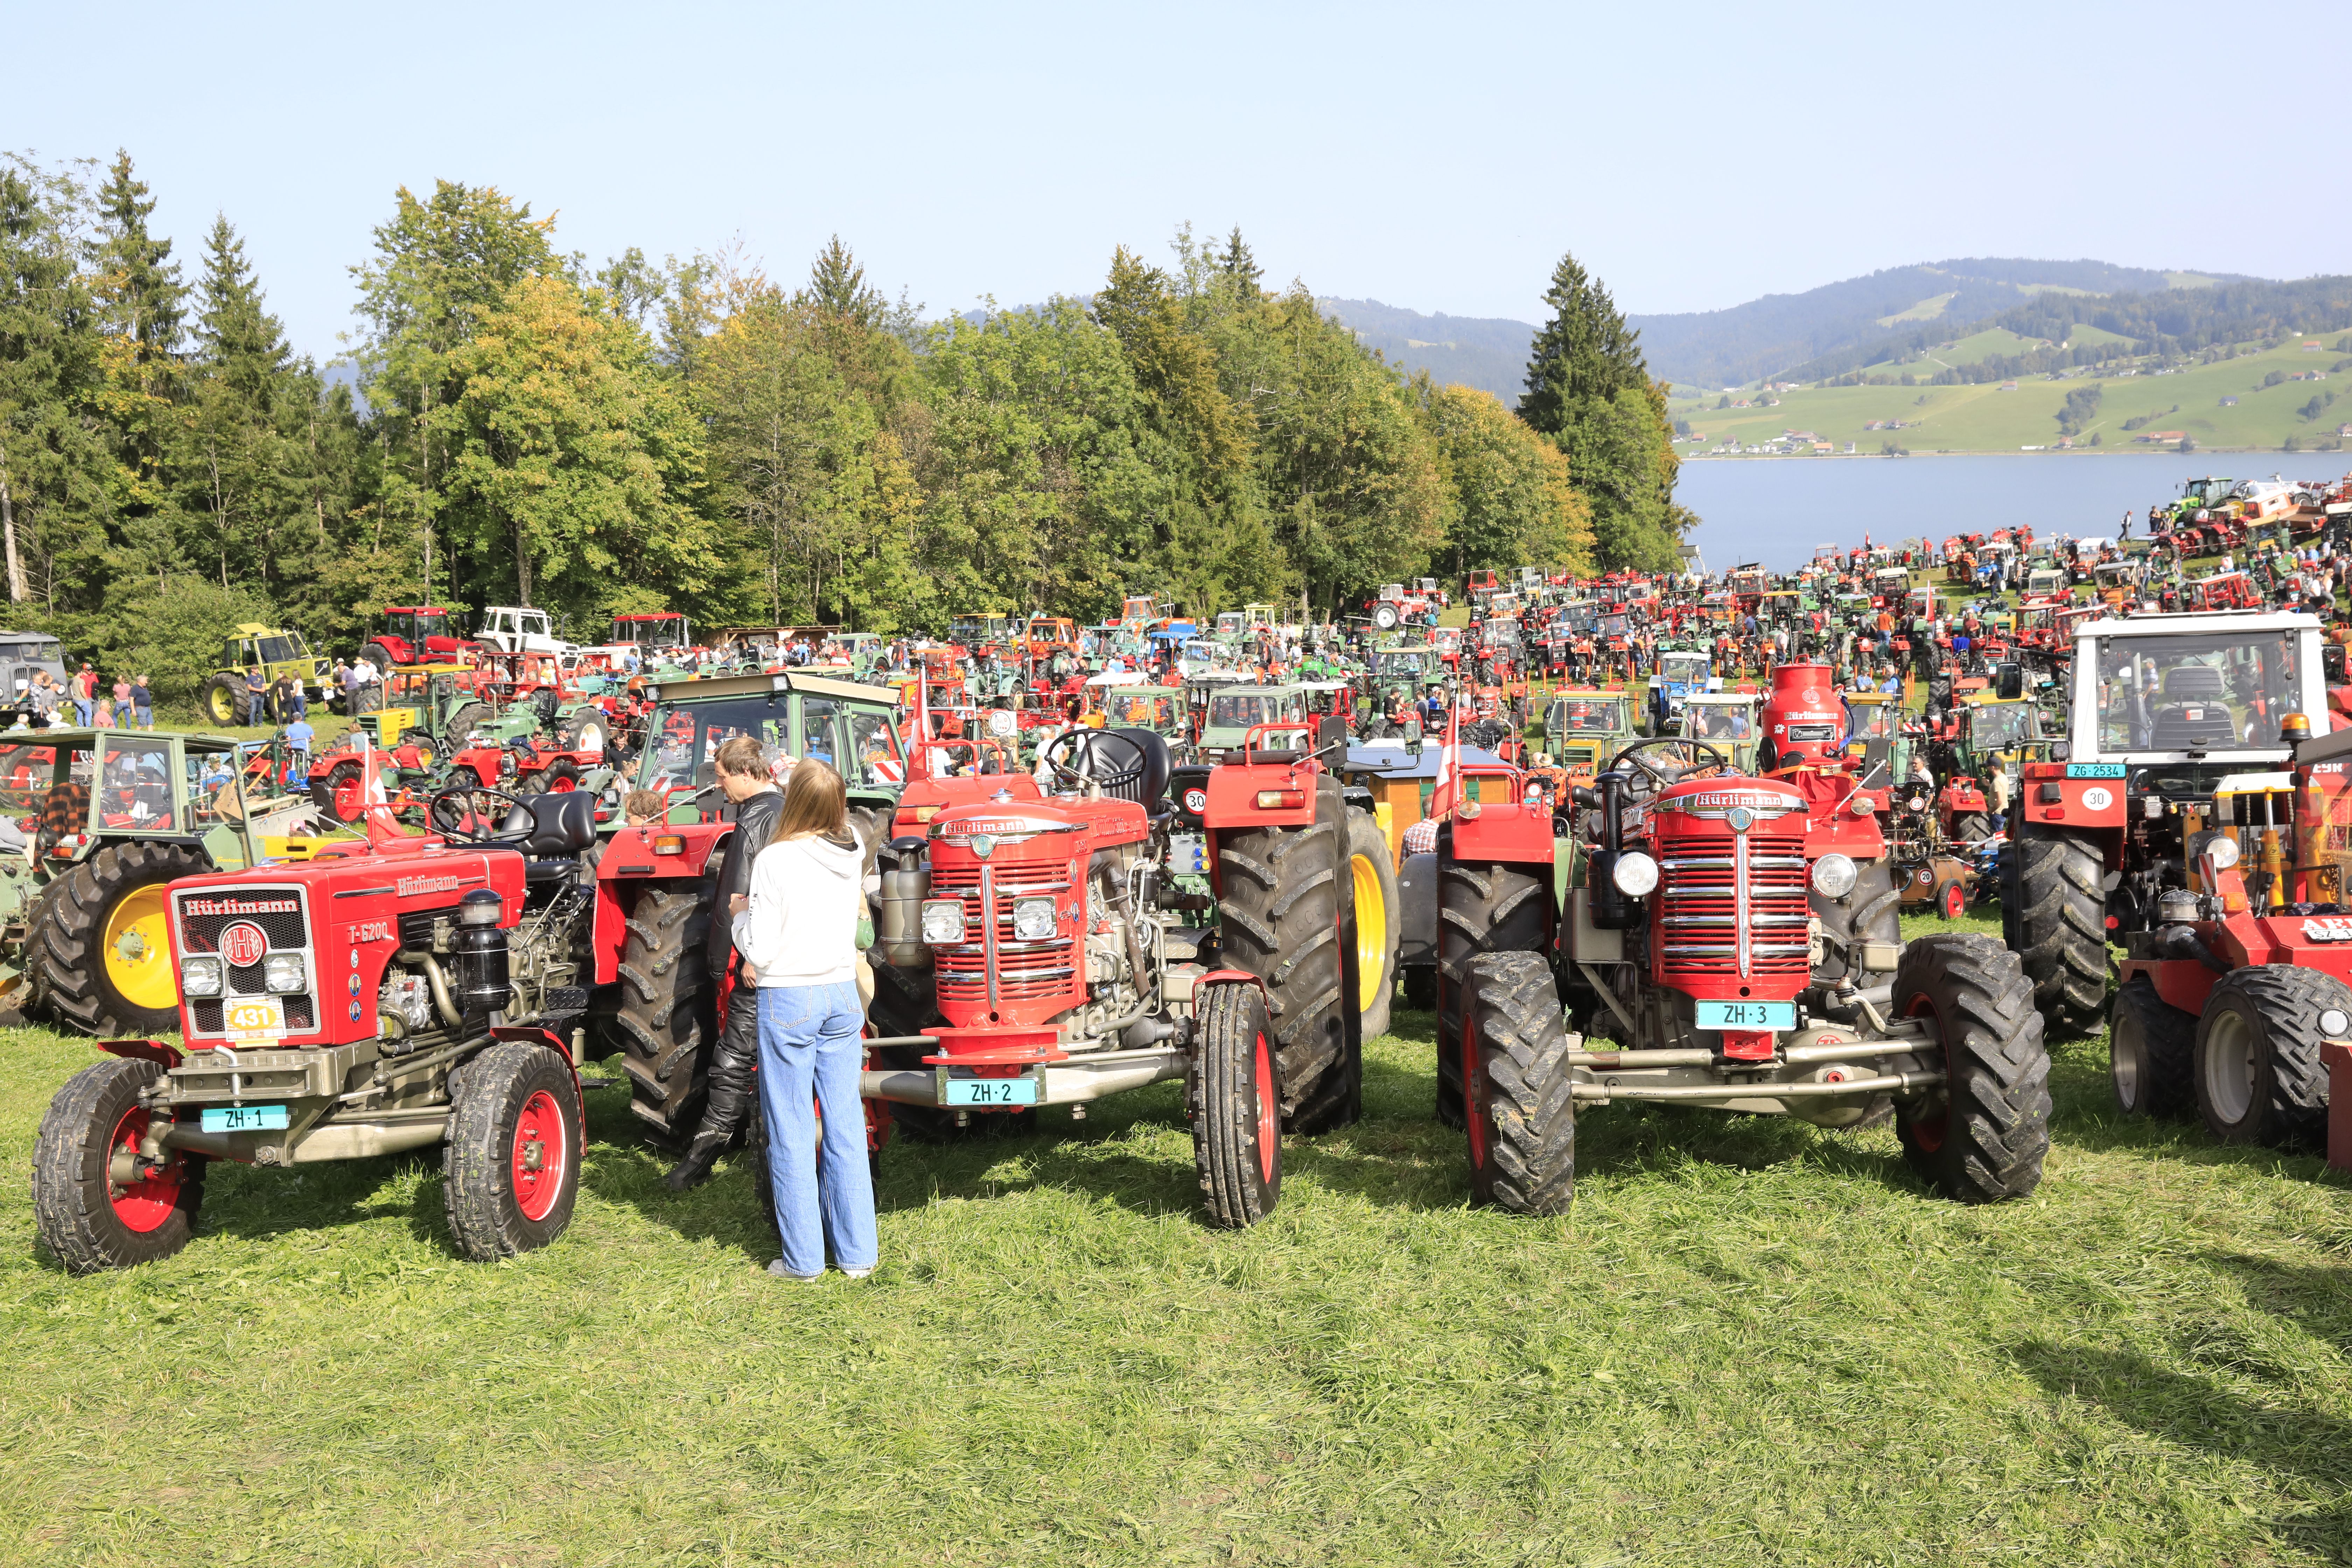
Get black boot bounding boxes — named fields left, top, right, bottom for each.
left=662, top=982, right=761, bottom=1191
left=662, top=1130, right=729, bottom=1192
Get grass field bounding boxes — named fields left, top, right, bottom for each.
left=7, top=905, right=2352, bottom=1566
left=1671, top=337, right=2352, bottom=458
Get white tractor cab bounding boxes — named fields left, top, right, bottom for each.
left=2070, top=612, right=2325, bottom=767
left=474, top=606, right=573, bottom=656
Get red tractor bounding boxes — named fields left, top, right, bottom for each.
left=863, top=719, right=1399, bottom=1226
left=363, top=607, right=479, bottom=670
left=30, top=772, right=721, bottom=1272
left=1420, top=736, right=2049, bottom=1214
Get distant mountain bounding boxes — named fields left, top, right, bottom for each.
left=1317, top=299, right=1535, bottom=403
left=1629, top=258, right=2254, bottom=390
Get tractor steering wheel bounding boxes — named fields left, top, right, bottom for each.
left=1613, top=736, right=1731, bottom=791
left=1042, top=729, right=1146, bottom=793
left=429, top=782, right=534, bottom=843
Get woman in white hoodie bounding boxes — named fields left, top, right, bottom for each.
left=732, top=758, right=877, bottom=1280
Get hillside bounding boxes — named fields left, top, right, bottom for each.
left=1668, top=335, right=2352, bottom=457
left=1317, top=298, right=1533, bottom=401
left=1629, top=258, right=2247, bottom=390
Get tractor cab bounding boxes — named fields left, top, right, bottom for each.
left=609, top=612, right=692, bottom=653
left=1197, top=686, right=1311, bottom=759
left=1648, top=649, right=1716, bottom=730
left=1680, top=693, right=1763, bottom=773
left=632, top=670, right=904, bottom=829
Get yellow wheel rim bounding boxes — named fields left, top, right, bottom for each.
left=414, top=740, right=438, bottom=768
left=1352, top=853, right=1388, bottom=1010
left=206, top=686, right=235, bottom=724
left=104, top=883, right=177, bottom=1011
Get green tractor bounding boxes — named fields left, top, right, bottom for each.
left=199, top=624, right=334, bottom=726
left=1542, top=689, right=1637, bottom=784
left=0, top=728, right=321, bottom=1035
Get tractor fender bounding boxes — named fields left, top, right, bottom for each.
left=487, top=1023, right=587, bottom=1101
left=1395, top=851, right=1437, bottom=967
left=99, top=1038, right=182, bottom=1069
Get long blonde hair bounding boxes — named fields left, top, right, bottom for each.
left=772, top=756, right=848, bottom=841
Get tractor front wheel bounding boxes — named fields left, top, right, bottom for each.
left=33, top=1055, right=206, bottom=1274
left=2006, top=827, right=2107, bottom=1026
left=1346, top=811, right=1400, bottom=1041
left=35, top=841, right=210, bottom=1037
left=1892, top=933, right=2050, bottom=1202
left=312, top=760, right=367, bottom=824
left=1189, top=981, right=1282, bottom=1228
left=1463, top=952, right=1576, bottom=1215
left=443, top=1043, right=582, bottom=1260
left=1436, top=850, right=1551, bottom=1129
left=200, top=674, right=247, bottom=727
left=2110, top=974, right=2196, bottom=1119
left=2193, top=966, right=2339, bottom=1148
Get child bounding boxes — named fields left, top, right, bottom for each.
left=624, top=789, right=668, bottom=828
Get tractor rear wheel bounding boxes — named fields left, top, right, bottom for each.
left=2006, top=827, right=2107, bottom=1026
left=365, top=640, right=402, bottom=673
left=1435, top=848, right=1549, bottom=1129
left=1891, top=933, right=2050, bottom=1203
left=2110, top=974, right=2196, bottom=1119
left=2192, top=966, right=2339, bottom=1148
left=1954, top=812, right=1992, bottom=842
left=556, top=709, right=609, bottom=755
left=1217, top=779, right=1361, bottom=1134
left=1189, top=980, right=1282, bottom=1228
left=33, top=1055, right=206, bottom=1274
left=446, top=701, right=494, bottom=744
left=1346, top=811, right=1400, bottom=1041
left=312, top=760, right=367, bottom=824
left=200, top=674, right=247, bottom=727
left=1462, top=952, right=1576, bottom=1215
left=35, top=841, right=209, bottom=1037
left=443, top=1043, right=582, bottom=1260
left=612, top=880, right=717, bottom=1142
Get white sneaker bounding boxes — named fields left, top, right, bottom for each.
left=766, top=1260, right=821, bottom=1281
left=842, top=1266, right=874, bottom=1280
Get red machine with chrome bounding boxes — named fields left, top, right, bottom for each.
left=30, top=764, right=729, bottom=1274
left=863, top=719, right=1390, bottom=1227
left=363, top=606, right=481, bottom=670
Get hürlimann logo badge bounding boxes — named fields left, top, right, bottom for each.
left=182, top=897, right=299, bottom=917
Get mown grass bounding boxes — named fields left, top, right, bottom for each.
left=4, top=920, right=2352, bottom=1566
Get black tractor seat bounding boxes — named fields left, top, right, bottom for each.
left=493, top=791, right=600, bottom=883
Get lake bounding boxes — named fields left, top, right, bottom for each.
left=1674, top=453, right=2323, bottom=572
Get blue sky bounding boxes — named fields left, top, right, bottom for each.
left=7, top=0, right=2338, bottom=360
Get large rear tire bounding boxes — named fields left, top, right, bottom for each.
left=1462, top=952, right=1576, bottom=1215
left=1891, top=933, right=2051, bottom=1203
left=1217, top=778, right=1360, bottom=1134
left=2007, top=828, right=2108, bottom=1026
left=446, top=701, right=494, bottom=746
left=2192, top=966, right=2339, bottom=1148
left=200, top=674, right=246, bottom=728
left=612, top=880, right=717, bottom=1142
left=35, top=841, right=210, bottom=1037
left=1189, top=981, right=1282, bottom=1228
left=32, top=1055, right=206, bottom=1274
left=2110, top=973, right=2196, bottom=1119
left=443, top=1043, right=582, bottom=1260
left=1346, top=811, right=1400, bottom=1041
left=1434, top=843, right=1548, bottom=1129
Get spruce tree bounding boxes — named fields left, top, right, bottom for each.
left=192, top=216, right=288, bottom=407
left=95, top=150, right=184, bottom=383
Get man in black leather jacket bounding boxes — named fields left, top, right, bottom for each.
left=663, top=736, right=788, bottom=1190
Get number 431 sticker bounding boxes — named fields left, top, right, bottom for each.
left=2304, top=918, right=2352, bottom=943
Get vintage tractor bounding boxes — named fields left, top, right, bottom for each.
left=862, top=717, right=1399, bottom=1226
left=200, top=624, right=335, bottom=726
left=2104, top=725, right=2352, bottom=1148
left=0, top=729, right=320, bottom=1036
left=1421, top=737, right=2048, bottom=1214
left=362, top=607, right=480, bottom=672
left=1544, top=690, right=1639, bottom=785
left=2003, top=609, right=2326, bottom=1026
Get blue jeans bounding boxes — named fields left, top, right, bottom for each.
left=756, top=981, right=876, bottom=1276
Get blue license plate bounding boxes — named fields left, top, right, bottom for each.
left=1694, top=1000, right=1795, bottom=1031
left=201, top=1105, right=288, bottom=1132
left=2066, top=763, right=2127, bottom=778
left=942, top=1076, right=1038, bottom=1108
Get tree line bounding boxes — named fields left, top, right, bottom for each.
left=0, top=153, right=1687, bottom=695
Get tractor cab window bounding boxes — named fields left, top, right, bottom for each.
left=1659, top=653, right=1708, bottom=684
left=636, top=699, right=792, bottom=794
left=1970, top=703, right=2039, bottom=750
left=1208, top=692, right=1276, bottom=731
left=383, top=612, right=414, bottom=640
left=0, top=744, right=55, bottom=811
left=1684, top=701, right=1752, bottom=740
left=1551, top=700, right=1625, bottom=734
left=844, top=709, right=904, bottom=786
left=99, top=738, right=175, bottom=830
left=256, top=636, right=296, bottom=664
left=413, top=611, right=451, bottom=640
left=1374, top=652, right=1425, bottom=678
left=799, top=698, right=845, bottom=770
left=2096, top=631, right=2301, bottom=754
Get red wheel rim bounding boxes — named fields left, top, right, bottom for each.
left=510, top=1089, right=567, bottom=1222
left=1943, top=882, right=1964, bottom=919
left=1904, top=992, right=1948, bottom=1153
left=333, top=772, right=363, bottom=820
left=1252, top=1030, right=1278, bottom=1185
left=107, top=1105, right=182, bottom=1232
left=1465, top=1030, right=1488, bottom=1170
left=547, top=776, right=576, bottom=792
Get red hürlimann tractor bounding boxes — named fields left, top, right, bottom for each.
left=863, top=718, right=1399, bottom=1226
left=1418, top=730, right=2050, bottom=1214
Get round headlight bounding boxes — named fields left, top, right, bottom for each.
left=2203, top=835, right=2240, bottom=870
left=920, top=898, right=966, bottom=945
left=262, top=953, right=306, bottom=994
left=180, top=956, right=223, bottom=997
left=1611, top=850, right=1659, bottom=897
left=1811, top=853, right=1859, bottom=898
left=457, top=888, right=503, bottom=927
left=2321, top=1008, right=2351, bottom=1038
left=1012, top=896, right=1057, bottom=941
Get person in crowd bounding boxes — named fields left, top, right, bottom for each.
left=111, top=674, right=133, bottom=726
left=623, top=789, right=668, bottom=828
left=731, top=756, right=877, bottom=1282
left=244, top=665, right=267, bottom=720
left=664, top=734, right=791, bottom=1193
left=131, top=674, right=153, bottom=730
left=282, top=714, right=315, bottom=779
left=71, top=664, right=96, bottom=725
